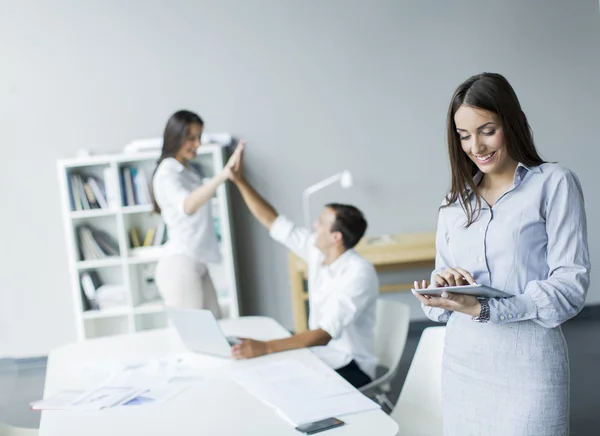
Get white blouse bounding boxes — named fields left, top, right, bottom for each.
left=153, top=157, right=221, bottom=264
left=423, top=163, right=590, bottom=328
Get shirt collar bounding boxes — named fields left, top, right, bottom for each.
left=323, top=249, right=354, bottom=275
left=168, top=158, right=204, bottom=177
left=166, top=157, right=186, bottom=173
left=468, top=162, right=541, bottom=193
left=516, top=162, right=542, bottom=174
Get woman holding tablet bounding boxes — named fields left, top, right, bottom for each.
left=152, top=110, right=242, bottom=317
left=412, top=73, right=590, bottom=435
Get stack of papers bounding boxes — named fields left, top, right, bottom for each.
left=231, top=360, right=380, bottom=426
left=31, top=387, right=146, bottom=411
left=31, top=356, right=205, bottom=411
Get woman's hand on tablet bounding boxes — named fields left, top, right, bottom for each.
left=412, top=270, right=481, bottom=317
left=434, top=267, right=477, bottom=287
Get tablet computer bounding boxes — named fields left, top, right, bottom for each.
left=412, top=284, right=513, bottom=298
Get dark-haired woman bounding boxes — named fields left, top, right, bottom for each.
left=152, top=110, right=243, bottom=317
left=413, top=73, right=589, bottom=435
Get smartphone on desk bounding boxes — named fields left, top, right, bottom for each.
left=295, top=417, right=345, bottom=434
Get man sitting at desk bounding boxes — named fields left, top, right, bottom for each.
left=228, top=143, right=379, bottom=388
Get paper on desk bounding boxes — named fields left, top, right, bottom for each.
left=231, top=360, right=355, bottom=405
left=33, top=356, right=206, bottom=411
left=231, top=360, right=378, bottom=426
left=276, top=391, right=381, bottom=426
left=69, top=354, right=208, bottom=382
left=70, top=386, right=146, bottom=410
left=122, top=384, right=188, bottom=406
left=104, top=356, right=206, bottom=387
left=31, top=386, right=145, bottom=411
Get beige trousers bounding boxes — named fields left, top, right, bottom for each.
left=155, top=254, right=222, bottom=318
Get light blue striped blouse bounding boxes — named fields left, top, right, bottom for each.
left=423, top=162, right=590, bottom=328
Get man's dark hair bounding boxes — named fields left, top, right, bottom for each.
left=325, top=203, right=368, bottom=249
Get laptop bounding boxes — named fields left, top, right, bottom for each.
left=166, top=307, right=241, bottom=358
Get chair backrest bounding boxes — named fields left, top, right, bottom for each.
left=374, top=299, right=410, bottom=373
left=391, top=326, right=446, bottom=436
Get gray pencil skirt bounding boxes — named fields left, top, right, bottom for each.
left=442, top=312, right=569, bottom=436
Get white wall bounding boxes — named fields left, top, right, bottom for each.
left=1, top=0, right=598, bottom=356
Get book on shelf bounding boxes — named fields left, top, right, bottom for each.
left=130, top=227, right=141, bottom=248
left=88, top=177, right=109, bottom=209
left=143, top=227, right=155, bottom=247
left=129, top=222, right=166, bottom=249
left=69, top=172, right=109, bottom=212
left=77, top=225, right=120, bottom=261
left=121, top=166, right=152, bottom=207
left=80, top=271, right=101, bottom=311
left=133, top=168, right=151, bottom=205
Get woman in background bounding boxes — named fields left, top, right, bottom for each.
left=152, top=110, right=242, bottom=317
left=413, top=73, right=590, bottom=435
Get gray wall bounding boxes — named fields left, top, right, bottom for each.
left=1, top=0, right=598, bottom=356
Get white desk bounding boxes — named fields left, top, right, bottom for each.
left=40, top=316, right=398, bottom=436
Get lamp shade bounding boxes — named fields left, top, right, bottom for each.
left=340, top=170, right=353, bottom=189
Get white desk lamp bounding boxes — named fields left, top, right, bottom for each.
left=302, top=170, right=354, bottom=229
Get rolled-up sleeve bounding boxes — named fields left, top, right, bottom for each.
left=318, top=270, right=378, bottom=340
left=488, top=169, right=590, bottom=328
left=269, top=215, right=313, bottom=262
left=422, top=209, right=454, bottom=323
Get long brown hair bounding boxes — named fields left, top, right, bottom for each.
left=151, top=110, right=204, bottom=214
left=445, top=73, right=545, bottom=226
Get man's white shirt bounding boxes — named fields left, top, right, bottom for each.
left=270, top=215, right=379, bottom=379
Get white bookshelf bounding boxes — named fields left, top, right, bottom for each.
left=57, top=145, right=240, bottom=340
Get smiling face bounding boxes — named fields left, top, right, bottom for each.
left=454, top=105, right=517, bottom=177
left=175, top=123, right=203, bottom=164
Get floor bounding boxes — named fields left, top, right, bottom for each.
left=1, top=315, right=599, bottom=434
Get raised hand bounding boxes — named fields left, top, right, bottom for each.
left=226, top=140, right=245, bottom=183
